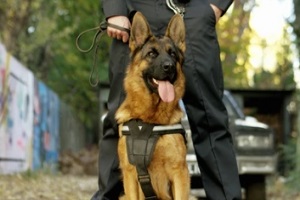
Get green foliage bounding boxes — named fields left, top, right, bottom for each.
left=281, top=138, right=297, bottom=173
left=281, top=137, right=300, bottom=191
left=252, top=27, right=296, bottom=89
left=219, top=0, right=296, bottom=90
left=0, top=0, right=110, bottom=141
left=292, top=0, right=300, bottom=62
left=279, top=90, right=300, bottom=191
left=218, top=1, right=253, bottom=88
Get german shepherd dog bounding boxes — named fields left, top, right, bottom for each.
left=116, top=12, right=190, bottom=200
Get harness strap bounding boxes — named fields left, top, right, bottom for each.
left=124, top=120, right=158, bottom=199
left=122, top=119, right=186, bottom=199
left=122, top=123, right=185, bottom=135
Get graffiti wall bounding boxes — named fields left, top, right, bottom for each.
left=0, top=44, right=34, bottom=174
left=32, top=80, right=60, bottom=170
left=0, top=43, right=84, bottom=174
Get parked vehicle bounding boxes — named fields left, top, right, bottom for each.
left=184, top=90, right=277, bottom=199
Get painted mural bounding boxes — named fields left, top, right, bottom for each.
left=0, top=44, right=34, bottom=174
left=0, top=44, right=8, bottom=172
left=32, top=80, right=60, bottom=171
left=0, top=43, right=72, bottom=174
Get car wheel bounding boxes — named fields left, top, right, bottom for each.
left=243, top=175, right=266, bottom=200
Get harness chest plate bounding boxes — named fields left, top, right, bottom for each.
left=122, top=120, right=185, bottom=166
left=121, top=119, right=186, bottom=199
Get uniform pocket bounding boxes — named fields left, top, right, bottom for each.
left=184, top=0, right=216, bottom=26
left=203, top=0, right=217, bottom=26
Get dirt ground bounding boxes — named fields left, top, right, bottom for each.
left=1, top=172, right=300, bottom=200
left=0, top=146, right=299, bottom=200
left=0, top=172, right=199, bottom=200
left=0, top=172, right=98, bottom=200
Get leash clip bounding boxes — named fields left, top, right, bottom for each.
left=166, top=0, right=185, bottom=17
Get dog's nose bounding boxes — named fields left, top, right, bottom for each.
left=162, top=62, right=174, bottom=72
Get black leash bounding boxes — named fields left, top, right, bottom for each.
left=75, top=0, right=184, bottom=87
left=76, top=21, right=130, bottom=87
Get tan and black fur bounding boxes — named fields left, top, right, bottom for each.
left=116, top=12, right=190, bottom=200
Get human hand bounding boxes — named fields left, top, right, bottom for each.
left=107, top=16, right=131, bottom=43
left=210, top=4, right=222, bottom=22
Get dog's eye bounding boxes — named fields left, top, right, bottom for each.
left=169, top=51, right=177, bottom=59
left=147, top=51, right=158, bottom=58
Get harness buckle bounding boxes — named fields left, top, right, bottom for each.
left=138, top=174, right=158, bottom=200
left=138, top=174, right=151, bottom=183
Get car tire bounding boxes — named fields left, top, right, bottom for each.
left=243, top=175, right=266, bottom=200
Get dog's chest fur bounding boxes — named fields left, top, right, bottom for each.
left=116, top=12, right=190, bottom=200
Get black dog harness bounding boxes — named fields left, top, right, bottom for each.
left=121, top=119, right=186, bottom=200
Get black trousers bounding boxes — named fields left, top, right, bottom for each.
left=92, top=0, right=242, bottom=199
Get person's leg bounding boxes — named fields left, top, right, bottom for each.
left=91, top=40, right=129, bottom=200
left=182, top=1, right=242, bottom=199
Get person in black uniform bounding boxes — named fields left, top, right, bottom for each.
left=91, top=0, right=242, bottom=199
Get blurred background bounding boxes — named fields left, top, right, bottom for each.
left=0, top=0, right=300, bottom=199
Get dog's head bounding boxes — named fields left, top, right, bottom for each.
left=127, top=12, right=186, bottom=103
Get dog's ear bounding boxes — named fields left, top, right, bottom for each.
left=129, top=12, right=152, bottom=50
left=165, top=14, right=186, bottom=53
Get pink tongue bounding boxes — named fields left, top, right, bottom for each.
left=157, top=80, right=175, bottom=102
